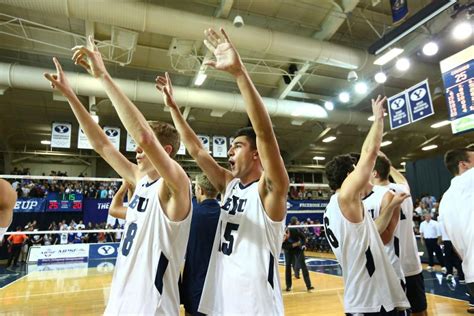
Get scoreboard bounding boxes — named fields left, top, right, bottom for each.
left=440, top=46, right=474, bottom=134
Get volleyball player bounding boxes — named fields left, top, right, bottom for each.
left=156, top=28, right=289, bottom=315
left=439, top=148, right=474, bottom=313
left=44, top=42, right=192, bottom=314
left=0, top=179, right=16, bottom=240
left=324, top=95, right=410, bottom=315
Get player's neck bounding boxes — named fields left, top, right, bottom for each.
left=146, top=169, right=160, bottom=181
left=373, top=179, right=389, bottom=186
left=238, top=170, right=261, bottom=187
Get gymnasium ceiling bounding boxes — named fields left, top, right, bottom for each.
left=0, top=0, right=472, bottom=173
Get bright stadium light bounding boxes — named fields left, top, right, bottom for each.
left=322, top=136, right=336, bottom=143
left=41, top=140, right=51, bottom=145
left=374, top=72, right=387, bottom=84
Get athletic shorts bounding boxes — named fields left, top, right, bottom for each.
left=405, top=272, right=427, bottom=313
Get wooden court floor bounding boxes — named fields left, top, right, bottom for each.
left=0, top=260, right=468, bottom=315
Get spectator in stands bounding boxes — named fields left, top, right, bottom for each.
left=419, top=212, right=446, bottom=272
left=31, top=229, right=43, bottom=246
left=77, top=220, right=85, bottom=230
left=105, top=224, right=115, bottom=242
left=7, top=227, right=28, bottom=267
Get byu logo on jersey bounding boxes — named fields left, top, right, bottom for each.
left=410, top=87, right=426, bottom=101
left=98, top=245, right=115, bottom=256
left=222, top=195, right=247, bottom=215
left=105, top=128, right=119, bottom=137
left=129, top=194, right=149, bottom=212
left=54, top=125, right=70, bottom=133
left=391, top=97, right=405, bottom=110
left=214, top=137, right=225, bottom=145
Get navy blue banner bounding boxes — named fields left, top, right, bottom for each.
left=390, top=0, right=408, bottom=24
left=287, top=200, right=328, bottom=211
left=442, top=59, right=474, bottom=120
left=46, top=193, right=83, bottom=212
left=14, top=198, right=46, bottom=213
left=388, top=91, right=411, bottom=130
left=83, top=198, right=112, bottom=225
left=89, top=243, right=120, bottom=260
left=407, top=80, right=434, bottom=122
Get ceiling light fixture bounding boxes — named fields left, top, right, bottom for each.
left=381, top=140, right=392, bottom=147
left=324, top=101, right=334, bottom=111
left=339, top=92, right=350, bottom=103
left=322, top=136, right=336, bottom=143
left=422, top=41, right=439, bottom=56
left=452, top=21, right=473, bottom=41
left=355, top=82, right=368, bottom=94
left=373, top=48, right=404, bottom=65
left=430, top=120, right=451, bottom=128
left=400, top=162, right=406, bottom=166
left=194, top=72, right=207, bottom=86
left=374, top=72, right=387, bottom=84
left=41, top=140, right=51, bottom=145
left=422, top=144, right=438, bottom=151
left=396, top=58, right=410, bottom=71
left=313, top=156, right=325, bottom=161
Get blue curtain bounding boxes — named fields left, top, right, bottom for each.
left=406, top=155, right=453, bottom=200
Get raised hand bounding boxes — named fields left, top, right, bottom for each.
left=71, top=36, right=108, bottom=78
left=203, top=28, right=244, bottom=77
left=43, top=57, right=74, bottom=97
left=155, top=72, right=179, bottom=110
left=371, top=95, right=387, bottom=121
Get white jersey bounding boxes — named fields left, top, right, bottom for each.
left=324, top=193, right=409, bottom=313
left=439, top=168, right=474, bottom=283
left=364, top=186, right=404, bottom=282
left=0, top=226, right=7, bottom=240
left=199, top=179, right=285, bottom=316
left=385, top=183, right=422, bottom=277
left=105, top=176, right=192, bottom=316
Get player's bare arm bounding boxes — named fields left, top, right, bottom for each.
left=156, top=73, right=232, bottom=193
left=71, top=37, right=190, bottom=221
left=203, top=28, right=289, bottom=221
left=339, top=95, right=386, bottom=223
left=43, top=57, right=139, bottom=186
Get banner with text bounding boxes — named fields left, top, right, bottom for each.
left=83, top=198, right=112, bottom=225
left=388, top=91, right=411, bottom=129
left=78, top=127, right=93, bottom=149
left=126, top=133, right=137, bottom=152
left=407, top=79, right=434, bottom=123
left=14, top=198, right=46, bottom=213
left=198, top=135, right=210, bottom=153
left=51, top=122, right=72, bottom=148
left=212, top=136, right=227, bottom=158
left=104, top=127, right=121, bottom=150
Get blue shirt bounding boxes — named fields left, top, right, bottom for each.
left=180, top=198, right=220, bottom=315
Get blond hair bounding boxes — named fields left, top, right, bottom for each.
left=195, top=173, right=218, bottom=197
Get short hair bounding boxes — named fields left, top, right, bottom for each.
left=290, top=216, right=298, bottom=225
left=348, top=152, right=360, bottom=165
left=444, top=148, right=474, bottom=175
left=374, top=155, right=391, bottom=181
left=148, top=121, right=180, bottom=158
left=233, top=127, right=256, bottom=150
left=325, top=154, right=356, bottom=191
left=195, top=173, right=218, bottom=198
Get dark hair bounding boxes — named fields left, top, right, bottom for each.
left=148, top=121, right=180, bottom=157
left=233, top=127, right=256, bottom=150
left=374, top=155, right=391, bottom=181
left=444, top=148, right=474, bottom=175
left=348, top=152, right=360, bottom=165
left=290, top=216, right=298, bottom=225
left=325, top=154, right=356, bottom=191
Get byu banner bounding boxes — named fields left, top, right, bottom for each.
left=126, top=133, right=137, bottom=152
left=83, top=198, right=112, bottom=225
left=51, top=122, right=72, bottom=148
left=388, top=91, right=411, bottom=129
left=103, top=127, right=121, bottom=150
left=407, top=79, right=434, bottom=122
left=198, top=135, right=210, bottom=152
left=177, top=141, right=186, bottom=156
left=89, top=243, right=120, bottom=260
left=78, top=127, right=93, bottom=149
left=14, top=198, right=46, bottom=213
left=390, top=0, right=408, bottom=24
left=212, top=136, right=227, bottom=158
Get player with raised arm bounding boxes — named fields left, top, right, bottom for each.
left=156, top=28, right=289, bottom=315
left=324, top=96, right=410, bottom=315
left=44, top=37, right=192, bottom=314
left=0, top=179, right=16, bottom=240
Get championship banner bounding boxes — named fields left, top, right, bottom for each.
left=387, top=91, right=411, bottom=130
left=51, top=122, right=72, bottom=148
left=46, top=193, right=83, bottom=212
left=14, top=198, right=46, bottom=213
left=78, top=127, right=93, bottom=149
left=212, top=136, right=227, bottom=158
left=198, top=135, right=210, bottom=152
left=103, top=126, right=121, bottom=150
left=177, top=141, right=186, bottom=156
left=83, top=198, right=112, bottom=225
left=126, top=133, right=137, bottom=152
left=406, top=79, right=434, bottom=123
left=390, top=0, right=408, bottom=24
